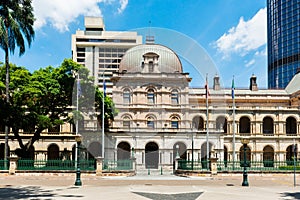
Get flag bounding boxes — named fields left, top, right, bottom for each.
left=205, top=76, right=210, bottom=98
left=231, top=77, right=235, bottom=99
left=103, top=79, right=106, bottom=97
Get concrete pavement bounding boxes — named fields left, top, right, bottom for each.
left=0, top=173, right=300, bottom=199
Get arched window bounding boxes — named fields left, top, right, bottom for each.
left=145, top=142, right=159, bottom=169
left=123, top=89, right=131, bottom=104
left=263, top=117, right=274, bottom=134
left=88, top=141, right=102, bottom=160
left=123, top=116, right=131, bottom=128
left=239, top=116, right=250, bottom=134
left=147, top=116, right=155, bottom=129
left=286, top=117, right=297, bottom=135
left=147, top=89, right=155, bottom=104
left=173, top=142, right=187, bottom=161
left=48, top=144, right=59, bottom=160
left=192, top=116, right=204, bottom=130
left=171, top=116, right=179, bottom=129
left=224, top=146, right=228, bottom=167
left=239, top=144, right=251, bottom=166
left=201, top=142, right=213, bottom=169
left=171, top=89, right=179, bottom=104
left=117, top=142, right=131, bottom=160
left=263, top=145, right=274, bottom=167
left=216, top=116, right=227, bottom=133
left=286, top=145, right=295, bottom=166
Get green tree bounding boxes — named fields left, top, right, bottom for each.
left=0, top=0, right=35, bottom=159
left=0, top=59, right=117, bottom=158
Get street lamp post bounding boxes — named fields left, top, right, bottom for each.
left=74, top=134, right=82, bottom=186
left=241, top=138, right=249, bottom=186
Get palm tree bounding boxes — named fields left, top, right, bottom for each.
left=0, top=0, right=35, bottom=163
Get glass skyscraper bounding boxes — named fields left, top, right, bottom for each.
left=267, top=0, right=300, bottom=89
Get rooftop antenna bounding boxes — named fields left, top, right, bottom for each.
left=146, top=20, right=154, bottom=44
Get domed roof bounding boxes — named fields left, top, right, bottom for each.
left=119, top=44, right=183, bottom=73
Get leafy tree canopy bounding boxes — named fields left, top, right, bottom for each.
left=0, top=59, right=116, bottom=158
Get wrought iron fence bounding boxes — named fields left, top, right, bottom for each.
left=0, top=160, right=9, bottom=170
left=103, top=159, right=133, bottom=171
left=17, top=159, right=95, bottom=171
left=178, top=159, right=300, bottom=172
left=178, top=160, right=210, bottom=171
left=217, top=160, right=300, bottom=172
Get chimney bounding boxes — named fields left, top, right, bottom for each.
left=250, top=74, right=258, bottom=91
left=213, top=74, right=220, bottom=90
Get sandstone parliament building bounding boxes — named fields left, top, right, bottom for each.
left=1, top=17, right=300, bottom=173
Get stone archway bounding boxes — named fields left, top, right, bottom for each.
left=117, top=142, right=131, bottom=160
left=173, top=142, right=187, bottom=161
left=192, top=116, right=204, bottom=130
left=239, top=144, right=251, bottom=167
left=216, top=116, right=227, bottom=133
left=263, top=145, right=274, bottom=167
left=47, top=144, right=59, bottom=160
left=286, top=145, right=295, bottom=166
left=88, top=141, right=102, bottom=160
left=263, top=117, right=274, bottom=134
left=201, top=142, right=213, bottom=169
left=239, top=116, right=250, bottom=134
left=145, top=142, right=159, bottom=169
left=286, top=117, right=297, bottom=135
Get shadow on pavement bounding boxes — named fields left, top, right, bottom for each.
left=0, top=185, right=83, bottom=199
left=132, top=191, right=203, bottom=200
left=280, top=192, right=300, bottom=199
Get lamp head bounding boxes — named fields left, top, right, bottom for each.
left=241, top=138, right=250, bottom=145
left=75, top=134, right=82, bottom=142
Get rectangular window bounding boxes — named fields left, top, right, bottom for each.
left=171, top=121, right=179, bottom=129
left=171, top=95, right=178, bottom=104
left=147, top=94, right=154, bottom=104
left=123, top=121, right=130, bottom=128
left=147, top=121, right=155, bottom=129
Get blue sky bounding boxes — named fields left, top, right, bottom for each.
left=2, top=0, right=267, bottom=88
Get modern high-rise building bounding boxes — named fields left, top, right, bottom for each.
left=71, top=17, right=142, bottom=95
left=267, top=0, right=300, bottom=89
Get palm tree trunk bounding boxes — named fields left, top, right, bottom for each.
left=4, top=28, right=9, bottom=165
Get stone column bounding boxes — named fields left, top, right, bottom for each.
left=210, top=158, right=218, bottom=175
left=96, top=157, right=104, bottom=176
left=9, top=157, right=18, bottom=175
left=174, top=157, right=181, bottom=171
left=130, top=157, right=136, bottom=172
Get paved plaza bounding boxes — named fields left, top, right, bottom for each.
left=0, top=173, right=300, bottom=199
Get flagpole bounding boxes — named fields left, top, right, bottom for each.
left=74, top=72, right=79, bottom=167
left=206, top=74, right=209, bottom=169
left=232, top=76, right=236, bottom=170
left=102, top=73, right=105, bottom=158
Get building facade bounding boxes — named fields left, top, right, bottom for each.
left=267, top=0, right=300, bottom=89
left=71, top=17, right=142, bottom=95
left=107, top=41, right=300, bottom=172
left=1, top=17, right=300, bottom=174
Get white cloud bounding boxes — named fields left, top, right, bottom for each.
left=118, top=0, right=128, bottom=14
left=32, top=0, right=129, bottom=32
left=245, top=59, right=255, bottom=68
left=255, top=47, right=267, bottom=57
left=213, top=8, right=267, bottom=59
